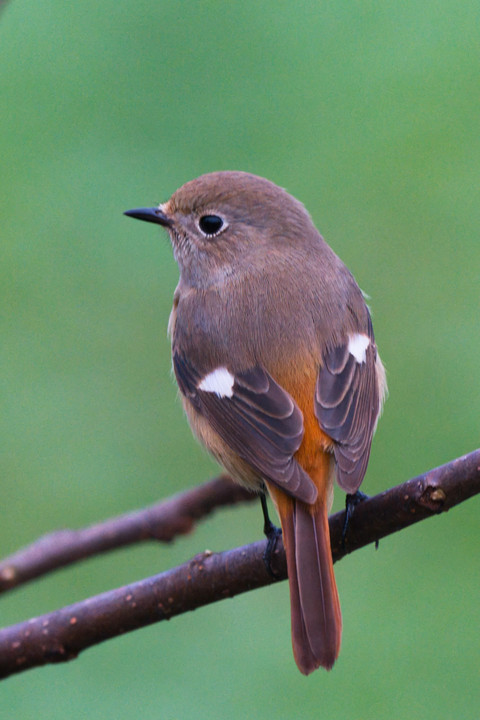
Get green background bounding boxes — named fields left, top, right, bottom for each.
left=1, top=1, right=479, bottom=717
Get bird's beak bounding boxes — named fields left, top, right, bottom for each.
left=123, top=206, right=173, bottom=227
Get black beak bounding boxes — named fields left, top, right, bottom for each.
left=123, top=207, right=172, bottom=227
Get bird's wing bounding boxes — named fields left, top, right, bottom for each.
left=173, top=352, right=317, bottom=504
left=315, top=315, right=381, bottom=493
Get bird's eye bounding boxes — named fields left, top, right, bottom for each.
left=198, top=214, right=224, bottom=236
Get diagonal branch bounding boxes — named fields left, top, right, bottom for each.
left=0, top=475, right=255, bottom=593
left=0, top=449, right=478, bottom=681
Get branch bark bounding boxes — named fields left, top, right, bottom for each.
left=0, top=475, right=254, bottom=593
left=0, top=449, right=479, bottom=681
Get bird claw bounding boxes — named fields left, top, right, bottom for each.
left=342, top=490, right=370, bottom=551
left=260, top=493, right=283, bottom=579
left=263, top=523, right=283, bottom=579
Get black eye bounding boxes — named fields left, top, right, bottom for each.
left=198, top=214, right=224, bottom=236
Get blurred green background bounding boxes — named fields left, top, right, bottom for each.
left=1, top=0, right=479, bottom=717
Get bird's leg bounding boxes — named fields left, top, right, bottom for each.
left=260, top=493, right=282, bottom=579
left=342, top=490, right=378, bottom=551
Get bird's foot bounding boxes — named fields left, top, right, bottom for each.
left=263, top=522, right=283, bottom=579
left=260, top=494, right=283, bottom=579
left=342, top=490, right=372, bottom=551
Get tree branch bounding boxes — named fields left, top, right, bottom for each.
left=0, top=475, right=255, bottom=593
left=0, top=449, right=478, bottom=680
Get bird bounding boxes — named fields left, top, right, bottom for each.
left=124, top=171, right=387, bottom=674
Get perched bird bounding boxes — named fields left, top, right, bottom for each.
left=125, top=171, right=386, bottom=674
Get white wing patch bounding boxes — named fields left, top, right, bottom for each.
left=198, top=367, right=235, bottom=398
left=348, top=333, right=370, bottom=364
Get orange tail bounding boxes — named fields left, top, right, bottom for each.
left=269, top=487, right=342, bottom=674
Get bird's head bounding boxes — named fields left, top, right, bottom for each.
left=125, top=171, right=317, bottom=289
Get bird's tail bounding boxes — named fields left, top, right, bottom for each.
left=269, top=487, right=342, bottom=674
